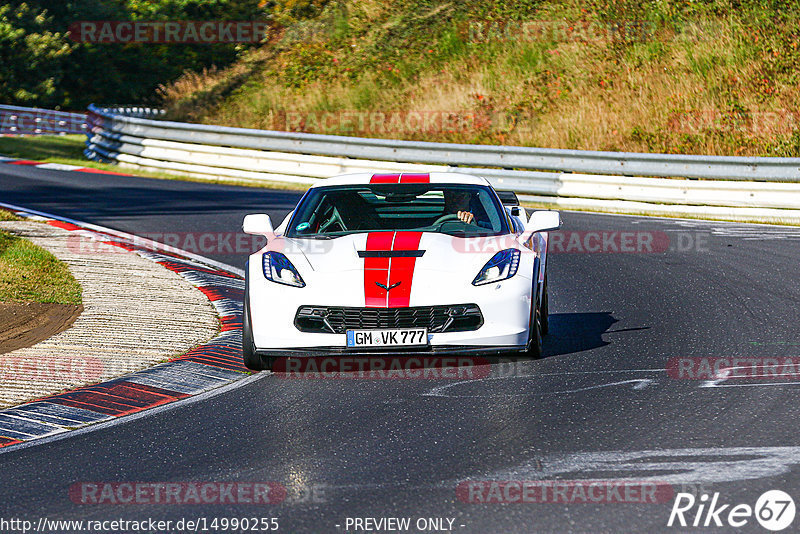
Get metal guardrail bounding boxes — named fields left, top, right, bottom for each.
left=97, top=106, right=165, bottom=120
left=86, top=105, right=800, bottom=182
left=0, top=104, right=87, bottom=135
left=84, top=105, right=800, bottom=224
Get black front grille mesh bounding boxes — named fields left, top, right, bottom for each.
left=295, top=305, right=483, bottom=334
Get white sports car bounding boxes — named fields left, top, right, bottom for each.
left=241, top=172, right=560, bottom=370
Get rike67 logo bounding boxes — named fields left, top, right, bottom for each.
left=668, top=490, right=796, bottom=531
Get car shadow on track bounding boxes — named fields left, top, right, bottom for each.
left=544, top=312, right=619, bottom=357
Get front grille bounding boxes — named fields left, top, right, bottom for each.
left=295, top=304, right=483, bottom=334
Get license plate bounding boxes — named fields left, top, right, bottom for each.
left=346, top=328, right=428, bottom=348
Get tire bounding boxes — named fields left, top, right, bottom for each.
left=520, top=289, right=543, bottom=359
left=242, top=289, right=263, bottom=371
left=242, top=277, right=274, bottom=371
left=541, top=272, right=549, bottom=336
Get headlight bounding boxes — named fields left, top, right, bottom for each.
left=472, top=249, right=520, bottom=286
left=262, top=252, right=305, bottom=287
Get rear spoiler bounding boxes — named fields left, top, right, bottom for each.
left=496, top=190, right=520, bottom=206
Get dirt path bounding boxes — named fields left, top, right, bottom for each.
left=0, top=302, right=83, bottom=354
left=0, top=220, right=219, bottom=408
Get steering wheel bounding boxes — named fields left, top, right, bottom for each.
left=432, top=213, right=464, bottom=226
left=319, top=207, right=346, bottom=233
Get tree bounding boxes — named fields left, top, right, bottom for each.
left=0, top=3, right=72, bottom=107
left=0, top=0, right=269, bottom=109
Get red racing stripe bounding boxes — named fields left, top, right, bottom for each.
left=399, top=173, right=430, bottom=183
left=370, top=174, right=400, bottom=184
left=363, top=175, right=427, bottom=307
left=387, top=232, right=423, bottom=307
left=364, top=232, right=394, bottom=307
left=363, top=231, right=423, bottom=308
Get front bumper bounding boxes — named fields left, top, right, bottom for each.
left=252, top=344, right=527, bottom=359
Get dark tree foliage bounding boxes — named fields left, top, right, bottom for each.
left=0, top=0, right=268, bottom=109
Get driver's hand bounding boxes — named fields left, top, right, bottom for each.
left=457, top=211, right=474, bottom=224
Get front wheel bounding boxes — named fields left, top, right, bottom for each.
left=520, top=293, right=543, bottom=359
left=541, top=272, right=549, bottom=336
left=242, top=287, right=274, bottom=371
left=242, top=291, right=261, bottom=370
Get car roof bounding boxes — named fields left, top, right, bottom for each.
left=309, top=172, right=492, bottom=188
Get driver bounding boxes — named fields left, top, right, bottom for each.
left=443, top=190, right=475, bottom=224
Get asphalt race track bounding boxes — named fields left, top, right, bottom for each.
left=3, top=164, right=800, bottom=533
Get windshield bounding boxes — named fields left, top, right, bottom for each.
left=286, top=184, right=509, bottom=238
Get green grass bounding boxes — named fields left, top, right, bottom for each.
left=0, top=135, right=87, bottom=161
left=156, top=0, right=800, bottom=157
left=0, top=209, right=23, bottom=222
left=0, top=135, right=172, bottom=178
left=0, top=215, right=82, bottom=305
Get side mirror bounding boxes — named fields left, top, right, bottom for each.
left=518, top=210, right=560, bottom=244
left=243, top=214, right=274, bottom=236
left=527, top=210, right=561, bottom=233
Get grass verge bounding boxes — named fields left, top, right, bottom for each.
left=160, top=0, right=800, bottom=158
left=0, top=210, right=82, bottom=305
